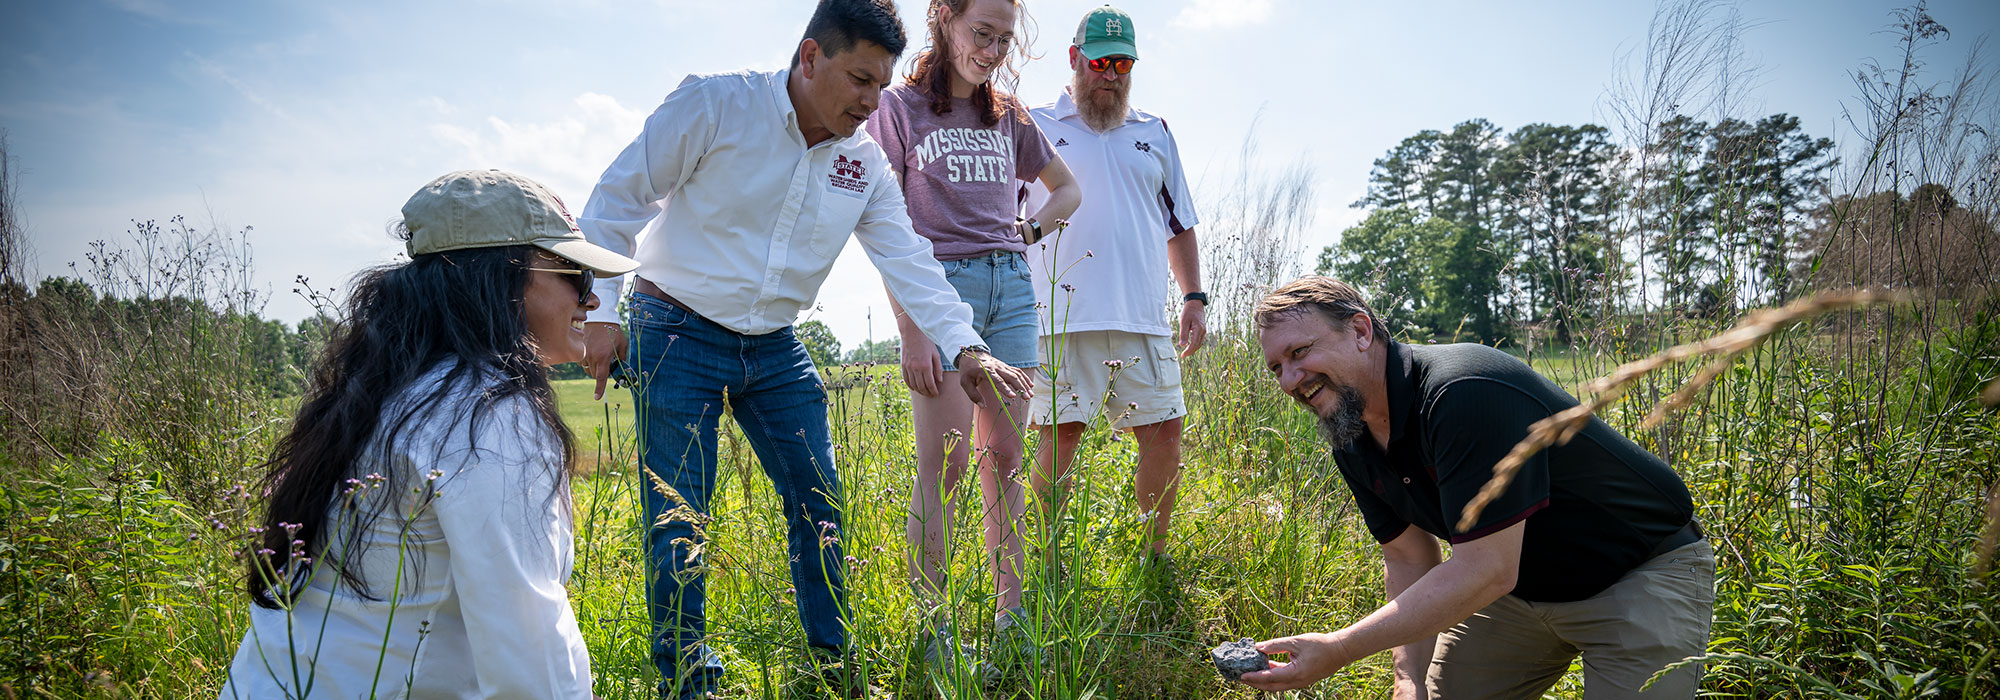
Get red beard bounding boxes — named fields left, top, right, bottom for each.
left=1071, top=72, right=1131, bottom=133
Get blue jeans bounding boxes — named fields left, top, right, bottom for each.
left=935, top=250, right=1039, bottom=371
left=626, top=291, right=848, bottom=698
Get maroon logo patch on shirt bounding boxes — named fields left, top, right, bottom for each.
left=830, top=155, right=868, bottom=193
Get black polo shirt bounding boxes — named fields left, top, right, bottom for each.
left=1332, top=339, right=1695, bottom=602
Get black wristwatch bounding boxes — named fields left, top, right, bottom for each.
left=1017, top=217, right=1044, bottom=245
left=956, top=344, right=992, bottom=364
left=1183, top=291, right=1209, bottom=306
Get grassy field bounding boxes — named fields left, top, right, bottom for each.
left=519, top=320, right=1994, bottom=699
left=553, top=376, right=636, bottom=473
left=5, top=315, right=1996, bottom=699
left=545, top=352, right=1430, bottom=699
left=4, top=2, right=1996, bottom=688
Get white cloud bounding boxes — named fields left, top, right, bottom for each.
left=428, top=92, right=650, bottom=203
left=420, top=91, right=905, bottom=346
left=1171, top=0, right=1275, bottom=30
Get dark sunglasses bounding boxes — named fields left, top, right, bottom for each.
left=528, top=266, right=597, bottom=305
left=1086, top=56, right=1134, bottom=74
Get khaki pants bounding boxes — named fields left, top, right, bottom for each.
left=1031, top=330, right=1186, bottom=429
left=1430, top=540, right=1716, bottom=699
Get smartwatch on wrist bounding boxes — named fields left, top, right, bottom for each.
left=1016, top=217, right=1044, bottom=245
left=1183, top=291, right=1209, bottom=306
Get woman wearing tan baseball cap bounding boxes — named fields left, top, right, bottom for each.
left=219, top=170, right=635, bottom=698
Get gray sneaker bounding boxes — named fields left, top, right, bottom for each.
left=923, top=627, right=998, bottom=687
left=987, top=607, right=1040, bottom=684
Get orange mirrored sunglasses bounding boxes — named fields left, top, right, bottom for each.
left=1086, top=56, right=1135, bottom=74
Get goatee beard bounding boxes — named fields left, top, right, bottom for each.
left=1071, top=73, right=1130, bottom=133
left=1315, top=385, right=1368, bottom=449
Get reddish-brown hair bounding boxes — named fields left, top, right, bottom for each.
left=904, top=0, right=1035, bottom=126
left=1256, top=276, right=1393, bottom=340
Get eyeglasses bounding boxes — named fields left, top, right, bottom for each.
left=967, top=26, right=1014, bottom=52
left=1086, top=56, right=1135, bottom=75
left=528, top=266, right=597, bottom=305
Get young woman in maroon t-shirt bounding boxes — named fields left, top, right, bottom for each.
left=864, top=0, right=1081, bottom=674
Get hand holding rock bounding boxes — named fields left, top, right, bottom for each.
left=1211, top=638, right=1270, bottom=683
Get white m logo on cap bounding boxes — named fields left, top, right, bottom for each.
left=1106, top=18, right=1122, bottom=36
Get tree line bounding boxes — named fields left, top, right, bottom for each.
left=7, top=276, right=332, bottom=399
left=1320, top=114, right=1842, bottom=343
left=2, top=278, right=883, bottom=400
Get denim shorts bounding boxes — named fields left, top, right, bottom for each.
left=937, top=250, right=1039, bottom=371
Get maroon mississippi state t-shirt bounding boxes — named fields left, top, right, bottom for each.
left=865, top=84, right=1055, bottom=261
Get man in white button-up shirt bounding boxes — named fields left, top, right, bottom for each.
left=575, top=1, right=1031, bottom=696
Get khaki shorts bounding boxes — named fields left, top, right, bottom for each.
left=1031, top=330, right=1186, bottom=429
left=1429, top=540, right=1717, bottom=699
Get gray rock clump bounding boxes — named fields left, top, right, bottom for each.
left=1210, top=638, right=1269, bottom=683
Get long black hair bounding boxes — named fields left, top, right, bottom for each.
left=247, top=237, right=576, bottom=608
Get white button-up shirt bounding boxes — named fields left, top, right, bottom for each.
left=579, top=69, right=982, bottom=358
left=1022, top=89, right=1199, bottom=337
left=222, top=364, right=591, bottom=699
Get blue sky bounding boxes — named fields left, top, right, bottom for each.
left=3, top=0, right=1994, bottom=347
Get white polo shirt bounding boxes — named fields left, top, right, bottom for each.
left=578, top=69, right=983, bottom=359
left=1022, top=88, right=1199, bottom=337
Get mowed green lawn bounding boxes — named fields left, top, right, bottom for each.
left=552, top=363, right=902, bottom=473
left=552, top=377, right=637, bottom=472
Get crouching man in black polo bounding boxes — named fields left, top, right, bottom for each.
left=1240, top=276, right=1714, bottom=699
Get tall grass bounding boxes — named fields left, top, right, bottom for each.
left=2, top=3, right=1997, bottom=698
left=1531, top=2, right=2000, bottom=695
left=1, top=215, right=280, bottom=694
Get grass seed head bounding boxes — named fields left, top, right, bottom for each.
left=1457, top=288, right=1909, bottom=532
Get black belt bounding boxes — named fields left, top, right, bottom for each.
left=1647, top=519, right=1706, bottom=560
left=633, top=277, right=715, bottom=326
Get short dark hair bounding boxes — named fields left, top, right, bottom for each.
left=1255, top=276, right=1392, bottom=339
left=793, top=0, right=909, bottom=69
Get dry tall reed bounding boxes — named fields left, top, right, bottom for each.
left=1456, top=287, right=1908, bottom=532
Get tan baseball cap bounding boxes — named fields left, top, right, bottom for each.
left=401, top=169, right=639, bottom=275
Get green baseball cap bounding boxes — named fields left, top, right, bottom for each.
left=1073, top=5, right=1137, bottom=61
left=401, top=169, right=638, bottom=275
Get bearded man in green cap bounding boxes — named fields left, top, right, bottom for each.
left=1020, top=5, right=1208, bottom=561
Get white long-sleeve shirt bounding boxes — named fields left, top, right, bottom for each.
left=579, top=69, right=983, bottom=358
left=220, top=364, right=590, bottom=699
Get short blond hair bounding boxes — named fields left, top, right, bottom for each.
left=1254, top=276, right=1390, bottom=338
